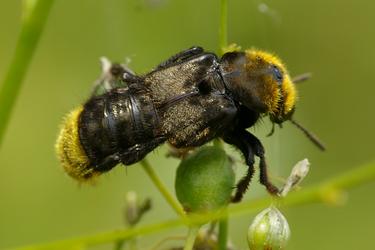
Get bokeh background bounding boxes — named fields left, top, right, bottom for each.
left=1, top=0, right=374, bottom=249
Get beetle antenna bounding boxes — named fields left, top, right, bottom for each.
left=289, top=118, right=326, bottom=151
left=267, top=123, right=276, bottom=137
left=292, top=72, right=312, bottom=83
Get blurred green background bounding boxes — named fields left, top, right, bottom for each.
left=0, top=0, right=374, bottom=249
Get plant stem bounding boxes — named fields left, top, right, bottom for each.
left=11, top=160, right=375, bottom=250
left=219, top=0, right=228, bottom=56
left=183, top=226, right=199, bottom=250
left=140, top=159, right=186, bottom=218
left=218, top=214, right=228, bottom=250
left=113, top=240, right=125, bottom=250
left=129, top=238, right=137, bottom=250
left=10, top=218, right=183, bottom=250
left=217, top=2, right=229, bottom=248
left=0, top=0, right=54, bottom=149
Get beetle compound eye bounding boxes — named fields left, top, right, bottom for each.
left=272, top=65, right=283, bottom=84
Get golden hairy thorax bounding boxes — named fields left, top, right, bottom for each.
left=244, top=49, right=297, bottom=117
left=55, top=106, right=97, bottom=182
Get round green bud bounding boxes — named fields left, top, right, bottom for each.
left=247, top=207, right=290, bottom=250
left=175, top=146, right=235, bottom=213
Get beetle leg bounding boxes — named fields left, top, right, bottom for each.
left=91, top=57, right=139, bottom=96
left=223, top=130, right=279, bottom=202
left=92, top=137, right=165, bottom=173
left=223, top=132, right=256, bottom=202
left=93, top=153, right=121, bottom=173
left=118, top=137, right=166, bottom=165
left=241, top=131, right=280, bottom=195
left=156, top=46, right=204, bottom=69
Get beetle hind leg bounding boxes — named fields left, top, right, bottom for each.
left=91, top=57, right=139, bottom=96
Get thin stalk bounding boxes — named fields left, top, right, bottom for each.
left=129, top=238, right=137, bottom=250
left=218, top=214, right=228, bottom=250
left=0, top=0, right=54, bottom=149
left=113, top=240, right=125, bottom=250
left=219, top=0, right=228, bottom=56
left=140, top=159, right=186, bottom=218
left=10, top=160, right=375, bottom=250
left=217, top=2, right=229, bottom=247
left=10, top=218, right=183, bottom=250
left=183, top=226, right=199, bottom=250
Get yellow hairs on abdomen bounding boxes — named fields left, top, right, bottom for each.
left=55, top=106, right=97, bottom=181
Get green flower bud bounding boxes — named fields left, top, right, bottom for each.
left=175, top=146, right=235, bottom=213
left=247, top=207, right=290, bottom=250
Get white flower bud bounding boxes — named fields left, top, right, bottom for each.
left=281, top=158, right=310, bottom=197
left=247, top=207, right=290, bottom=250
left=125, top=191, right=138, bottom=226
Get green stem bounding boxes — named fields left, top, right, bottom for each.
left=10, top=219, right=183, bottom=250
left=0, top=0, right=54, bottom=149
left=113, top=240, right=125, bottom=250
left=219, top=0, right=228, bottom=55
left=140, top=159, right=186, bottom=218
left=10, top=161, right=375, bottom=250
left=218, top=214, right=228, bottom=250
left=217, top=2, right=229, bottom=248
left=183, top=226, right=199, bottom=250
left=129, top=238, right=137, bottom=250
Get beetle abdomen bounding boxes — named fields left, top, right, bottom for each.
left=56, top=87, right=161, bottom=182
left=78, top=90, right=139, bottom=167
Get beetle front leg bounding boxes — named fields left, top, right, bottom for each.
left=223, top=130, right=279, bottom=202
left=242, top=131, right=279, bottom=195
left=223, top=131, right=256, bottom=202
